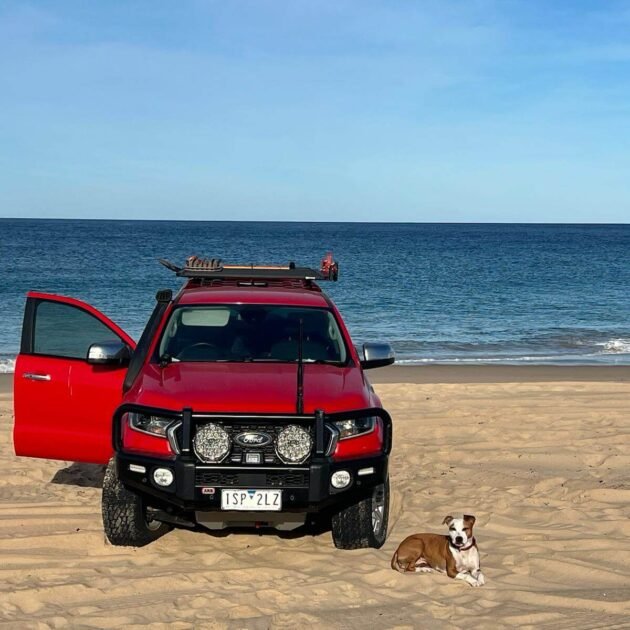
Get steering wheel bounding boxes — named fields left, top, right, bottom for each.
left=178, top=342, right=219, bottom=360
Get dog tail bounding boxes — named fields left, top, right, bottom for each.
left=391, top=550, right=405, bottom=573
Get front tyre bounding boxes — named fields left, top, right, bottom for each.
left=102, top=458, right=171, bottom=547
left=331, top=477, right=389, bottom=550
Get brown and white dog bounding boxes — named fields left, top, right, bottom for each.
left=391, top=515, right=485, bottom=587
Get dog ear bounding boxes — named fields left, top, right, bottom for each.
left=463, top=514, right=476, bottom=527
left=442, top=515, right=454, bottom=526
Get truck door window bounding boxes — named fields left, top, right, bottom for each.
left=33, top=301, right=121, bottom=359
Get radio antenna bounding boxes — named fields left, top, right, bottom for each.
left=296, top=318, right=304, bottom=414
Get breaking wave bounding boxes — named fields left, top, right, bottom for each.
left=597, top=339, right=630, bottom=354
left=0, top=357, right=16, bottom=374
left=1, top=337, right=629, bottom=371
left=390, top=333, right=630, bottom=365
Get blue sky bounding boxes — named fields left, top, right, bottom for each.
left=1, top=1, right=629, bottom=222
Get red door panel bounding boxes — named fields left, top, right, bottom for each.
left=13, top=292, right=136, bottom=464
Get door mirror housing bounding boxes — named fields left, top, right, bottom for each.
left=87, top=341, right=131, bottom=366
left=360, top=343, right=395, bottom=370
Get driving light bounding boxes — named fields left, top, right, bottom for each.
left=332, top=417, right=375, bottom=440
left=153, top=467, right=174, bottom=487
left=275, top=425, right=312, bottom=464
left=193, top=423, right=231, bottom=463
left=128, top=412, right=173, bottom=437
left=331, top=470, right=351, bottom=489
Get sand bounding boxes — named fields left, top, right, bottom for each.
left=1, top=368, right=630, bottom=628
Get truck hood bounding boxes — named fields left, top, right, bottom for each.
left=125, top=362, right=372, bottom=414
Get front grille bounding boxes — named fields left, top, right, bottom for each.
left=227, top=422, right=301, bottom=465
left=178, top=419, right=316, bottom=466
left=195, top=469, right=309, bottom=488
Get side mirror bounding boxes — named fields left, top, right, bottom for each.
left=360, top=342, right=395, bottom=370
left=87, top=341, right=131, bottom=366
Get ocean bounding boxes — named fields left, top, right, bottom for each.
left=1, top=219, right=629, bottom=371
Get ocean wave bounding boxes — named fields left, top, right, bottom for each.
left=0, top=337, right=628, bottom=373
left=596, top=339, right=630, bottom=354
left=395, top=356, right=564, bottom=364
left=390, top=332, right=630, bottom=358
left=391, top=335, right=630, bottom=364
left=0, top=357, right=16, bottom=374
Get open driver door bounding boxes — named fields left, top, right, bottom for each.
left=13, top=292, right=136, bottom=464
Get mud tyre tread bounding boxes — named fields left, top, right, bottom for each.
left=331, top=478, right=389, bottom=550
left=102, top=459, right=171, bottom=547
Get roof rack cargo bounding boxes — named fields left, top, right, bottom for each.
left=159, top=252, right=339, bottom=282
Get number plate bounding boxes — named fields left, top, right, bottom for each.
left=221, top=489, right=282, bottom=511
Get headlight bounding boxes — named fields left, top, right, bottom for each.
left=332, top=417, right=375, bottom=440
left=275, top=425, right=312, bottom=464
left=193, top=423, right=231, bottom=463
left=127, top=412, right=174, bottom=437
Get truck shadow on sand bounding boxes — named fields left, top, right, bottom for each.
left=193, top=519, right=333, bottom=541
left=51, top=463, right=106, bottom=488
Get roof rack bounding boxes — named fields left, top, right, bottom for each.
left=159, top=252, right=339, bottom=282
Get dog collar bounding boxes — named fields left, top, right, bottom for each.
left=450, top=537, right=475, bottom=552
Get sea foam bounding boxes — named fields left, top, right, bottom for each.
left=0, top=358, right=16, bottom=374
left=598, top=339, right=630, bottom=354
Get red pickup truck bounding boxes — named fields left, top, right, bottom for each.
left=13, top=255, right=394, bottom=548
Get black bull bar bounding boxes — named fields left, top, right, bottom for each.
left=113, top=404, right=393, bottom=457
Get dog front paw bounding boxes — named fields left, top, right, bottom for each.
left=475, top=572, right=485, bottom=586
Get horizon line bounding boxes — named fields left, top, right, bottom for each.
left=1, top=217, right=629, bottom=226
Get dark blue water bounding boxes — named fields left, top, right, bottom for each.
left=1, top=219, right=629, bottom=371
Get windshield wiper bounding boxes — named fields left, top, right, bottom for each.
left=229, top=358, right=284, bottom=363
left=308, top=359, right=344, bottom=365
left=236, top=358, right=343, bottom=365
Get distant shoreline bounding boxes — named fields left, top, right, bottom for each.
left=1, top=217, right=629, bottom=225
left=3, top=364, right=630, bottom=396
left=368, top=364, right=630, bottom=383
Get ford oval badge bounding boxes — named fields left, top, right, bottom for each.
left=234, top=432, right=273, bottom=448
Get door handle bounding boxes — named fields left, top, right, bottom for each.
left=23, top=373, right=52, bottom=381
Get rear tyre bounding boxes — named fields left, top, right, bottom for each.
left=102, top=458, right=171, bottom=547
left=331, top=477, right=389, bottom=550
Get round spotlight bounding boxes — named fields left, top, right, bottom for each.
left=331, top=470, right=351, bottom=489
left=193, top=423, right=231, bottom=463
left=153, top=467, right=174, bottom=487
left=275, top=425, right=312, bottom=464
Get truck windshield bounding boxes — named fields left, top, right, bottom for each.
left=157, top=305, right=348, bottom=364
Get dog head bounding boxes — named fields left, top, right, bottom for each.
left=442, top=514, right=476, bottom=549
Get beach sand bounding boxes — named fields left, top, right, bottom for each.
left=1, top=367, right=630, bottom=628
